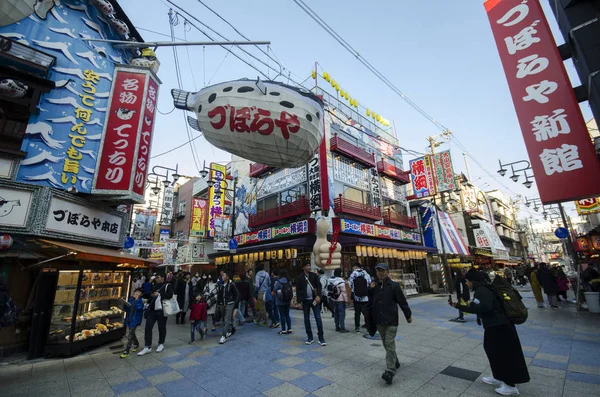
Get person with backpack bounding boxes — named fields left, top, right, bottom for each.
left=450, top=268, right=529, bottom=396
left=349, top=262, right=371, bottom=332
left=327, top=268, right=349, bottom=332
left=274, top=269, right=293, bottom=334
left=254, top=264, right=271, bottom=327
left=269, top=269, right=281, bottom=329
left=317, top=269, right=334, bottom=316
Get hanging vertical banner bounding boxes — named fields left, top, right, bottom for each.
left=213, top=215, right=230, bottom=250
left=307, top=153, right=322, bottom=212
left=161, top=187, right=174, bottom=225
left=370, top=169, right=382, bottom=207
left=190, top=198, right=207, bottom=238
left=484, top=0, right=600, bottom=203
left=208, top=163, right=226, bottom=237
left=409, top=155, right=436, bottom=198
left=432, top=150, right=456, bottom=192
left=92, top=66, right=161, bottom=202
left=461, top=185, right=479, bottom=213
left=575, top=197, right=600, bottom=215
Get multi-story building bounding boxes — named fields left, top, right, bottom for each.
left=487, top=190, right=527, bottom=265
left=210, top=88, right=433, bottom=292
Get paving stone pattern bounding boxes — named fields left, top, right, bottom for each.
left=1, top=287, right=599, bottom=396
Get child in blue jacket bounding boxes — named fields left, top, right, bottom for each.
left=121, top=288, right=144, bottom=358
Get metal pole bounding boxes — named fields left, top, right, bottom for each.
left=463, top=153, right=472, bottom=181
left=558, top=203, right=577, bottom=270
left=436, top=196, right=451, bottom=293
left=230, top=178, right=237, bottom=240
left=82, top=38, right=271, bottom=48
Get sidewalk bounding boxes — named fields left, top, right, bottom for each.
left=1, top=288, right=599, bottom=397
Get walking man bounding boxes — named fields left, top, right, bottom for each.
left=269, top=269, right=281, bottom=328
left=371, top=263, right=412, bottom=384
left=349, top=262, right=371, bottom=332
left=328, top=268, right=349, bottom=332
left=296, top=263, right=326, bottom=346
left=218, top=270, right=239, bottom=344
left=138, top=274, right=174, bottom=355
left=451, top=269, right=470, bottom=322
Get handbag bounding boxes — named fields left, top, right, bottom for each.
left=161, top=284, right=180, bottom=316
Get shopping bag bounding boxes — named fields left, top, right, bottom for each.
left=162, top=294, right=180, bottom=316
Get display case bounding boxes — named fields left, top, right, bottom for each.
left=388, top=270, right=419, bottom=296
left=45, top=269, right=130, bottom=357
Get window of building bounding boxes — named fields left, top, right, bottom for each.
left=280, top=185, right=306, bottom=204
left=342, top=185, right=371, bottom=205
left=383, top=200, right=407, bottom=215
left=178, top=200, right=186, bottom=216
left=257, top=194, right=278, bottom=213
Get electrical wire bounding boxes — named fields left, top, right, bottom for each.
left=150, top=134, right=204, bottom=159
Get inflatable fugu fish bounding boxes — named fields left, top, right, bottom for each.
left=172, top=79, right=324, bottom=168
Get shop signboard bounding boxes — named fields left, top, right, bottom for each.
left=190, top=198, right=207, bottom=238
left=45, top=197, right=122, bottom=243
left=0, top=186, right=33, bottom=228
left=370, top=169, right=382, bottom=207
left=485, top=0, right=600, bottom=203
left=133, top=240, right=154, bottom=249
left=409, top=156, right=436, bottom=198
left=213, top=214, right=230, bottom=251
left=150, top=242, right=165, bottom=263
left=256, top=166, right=307, bottom=199
left=575, top=197, right=600, bottom=215
left=338, top=218, right=421, bottom=244
left=208, top=163, right=226, bottom=237
left=472, top=219, right=507, bottom=258
left=161, top=187, right=174, bottom=225
left=92, top=67, right=160, bottom=202
left=461, top=184, right=479, bottom=213
left=191, top=243, right=206, bottom=262
left=132, top=209, right=157, bottom=241
left=163, top=242, right=177, bottom=264
left=432, top=150, right=456, bottom=192
left=234, top=219, right=315, bottom=246
left=307, top=153, right=321, bottom=211
left=0, top=8, right=122, bottom=194
left=159, top=228, right=170, bottom=242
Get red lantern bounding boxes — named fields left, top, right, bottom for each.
left=0, top=234, right=13, bottom=251
left=575, top=236, right=590, bottom=252
left=591, top=235, right=600, bottom=251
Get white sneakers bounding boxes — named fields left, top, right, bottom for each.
left=482, top=377, right=503, bottom=386
left=219, top=336, right=226, bottom=344
left=495, top=384, right=519, bottom=395
left=156, top=344, right=164, bottom=352
left=482, top=376, right=519, bottom=395
left=137, top=347, right=152, bottom=356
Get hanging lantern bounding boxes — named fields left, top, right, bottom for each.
left=292, top=249, right=298, bottom=258
left=576, top=236, right=591, bottom=251
left=383, top=248, right=389, bottom=258
left=366, top=108, right=371, bottom=116
left=344, top=92, right=349, bottom=100
left=591, top=234, right=600, bottom=251
left=233, top=255, right=238, bottom=263
left=367, top=246, right=373, bottom=257
left=340, top=89, right=345, bottom=97
left=266, top=251, right=271, bottom=260
left=356, top=245, right=362, bottom=257
left=278, top=250, right=283, bottom=260
left=272, top=250, right=277, bottom=260
left=215, top=258, right=220, bottom=265
left=377, top=248, right=383, bottom=258
left=0, top=234, right=13, bottom=251
left=259, top=252, right=264, bottom=261
left=323, top=71, right=330, bottom=82
left=285, top=249, right=291, bottom=259
left=311, top=70, right=316, bottom=79
left=354, top=100, right=358, bottom=108
left=361, top=246, right=367, bottom=257
left=172, top=80, right=324, bottom=169
left=331, top=79, right=336, bottom=87
left=376, top=114, right=382, bottom=122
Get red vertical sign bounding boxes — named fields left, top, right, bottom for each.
left=132, top=75, right=159, bottom=196
left=485, top=0, right=600, bottom=203
left=94, top=69, right=147, bottom=191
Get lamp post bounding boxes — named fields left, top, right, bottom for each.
left=497, top=159, right=534, bottom=188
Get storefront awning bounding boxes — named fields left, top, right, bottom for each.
left=39, top=239, right=158, bottom=267
left=338, top=236, right=438, bottom=253
left=208, top=236, right=315, bottom=259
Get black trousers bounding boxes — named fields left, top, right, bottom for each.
left=484, top=324, right=530, bottom=386
left=354, top=300, right=366, bottom=328
left=176, top=311, right=186, bottom=324
left=145, top=310, right=167, bottom=347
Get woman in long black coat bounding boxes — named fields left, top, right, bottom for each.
left=536, top=263, right=559, bottom=308
left=450, top=268, right=529, bottom=396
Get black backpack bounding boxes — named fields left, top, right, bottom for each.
left=278, top=282, right=293, bottom=303
left=0, top=293, right=18, bottom=328
left=353, top=275, right=368, bottom=297
left=488, top=278, right=528, bottom=325
left=327, top=282, right=340, bottom=300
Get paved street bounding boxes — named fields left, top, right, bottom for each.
left=2, top=289, right=600, bottom=397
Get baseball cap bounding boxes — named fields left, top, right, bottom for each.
left=375, top=263, right=389, bottom=271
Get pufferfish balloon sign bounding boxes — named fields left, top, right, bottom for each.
left=171, top=78, right=324, bottom=168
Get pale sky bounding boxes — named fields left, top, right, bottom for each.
left=118, top=0, right=589, bottom=221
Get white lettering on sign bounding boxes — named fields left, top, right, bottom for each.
left=539, top=144, right=583, bottom=175
left=531, top=109, right=570, bottom=142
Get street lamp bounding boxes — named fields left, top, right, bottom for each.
left=497, top=159, right=533, bottom=187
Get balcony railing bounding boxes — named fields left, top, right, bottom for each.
left=248, top=197, right=310, bottom=228
left=330, top=134, right=376, bottom=167
left=334, top=195, right=382, bottom=221
left=249, top=163, right=274, bottom=178
left=377, top=160, right=410, bottom=184
left=494, top=213, right=514, bottom=228
left=383, top=208, right=418, bottom=229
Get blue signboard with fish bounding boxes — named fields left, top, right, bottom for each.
left=0, top=0, right=131, bottom=193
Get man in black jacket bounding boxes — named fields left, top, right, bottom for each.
left=371, top=263, right=412, bottom=384
left=138, top=274, right=174, bottom=356
left=218, top=270, right=239, bottom=344
left=296, top=263, right=326, bottom=346
left=452, top=270, right=470, bottom=322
